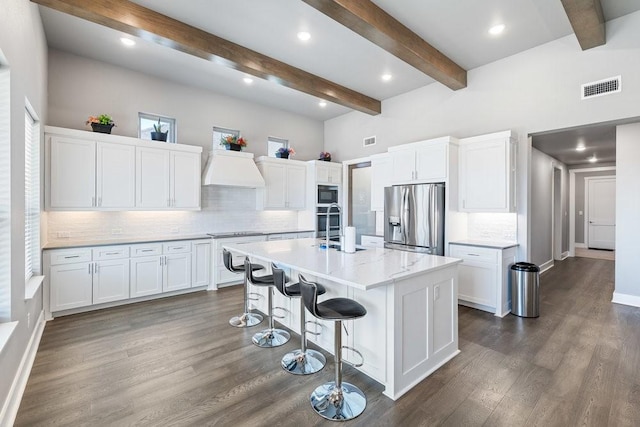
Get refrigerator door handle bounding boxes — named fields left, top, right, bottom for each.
left=401, top=186, right=409, bottom=244
left=428, top=185, right=438, bottom=251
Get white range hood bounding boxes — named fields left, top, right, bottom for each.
left=202, top=150, right=265, bottom=188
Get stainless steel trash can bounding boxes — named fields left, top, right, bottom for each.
left=510, top=262, right=540, bottom=318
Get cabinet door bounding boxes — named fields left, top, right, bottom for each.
left=262, top=162, right=287, bottom=208
left=50, top=137, right=96, bottom=208
left=164, top=253, right=192, bottom=292
left=136, top=147, right=171, bottom=209
left=130, top=256, right=163, bottom=297
left=192, top=241, right=211, bottom=287
left=415, top=142, right=447, bottom=181
left=460, top=139, right=509, bottom=212
left=97, top=142, right=135, bottom=208
left=315, top=163, right=330, bottom=183
left=50, top=262, right=93, bottom=311
left=171, top=151, right=201, bottom=209
left=390, top=149, right=415, bottom=183
left=329, top=164, right=342, bottom=184
left=93, top=259, right=130, bottom=304
left=286, top=164, right=307, bottom=209
left=371, top=154, right=391, bottom=211
left=457, top=262, right=497, bottom=308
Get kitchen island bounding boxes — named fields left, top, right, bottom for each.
left=223, top=238, right=461, bottom=400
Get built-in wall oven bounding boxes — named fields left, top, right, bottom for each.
left=317, top=185, right=339, bottom=205
left=316, top=206, right=341, bottom=239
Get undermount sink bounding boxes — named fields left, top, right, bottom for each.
left=320, top=243, right=366, bottom=252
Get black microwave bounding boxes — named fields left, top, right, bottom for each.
left=317, top=185, right=339, bottom=205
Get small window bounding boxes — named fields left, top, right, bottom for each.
left=268, top=136, right=288, bottom=157
left=138, top=113, right=176, bottom=143
left=213, top=126, right=240, bottom=150
left=25, top=106, right=40, bottom=281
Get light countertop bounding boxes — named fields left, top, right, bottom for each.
left=449, top=240, right=519, bottom=250
left=224, top=238, right=461, bottom=291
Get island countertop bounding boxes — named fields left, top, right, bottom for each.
left=223, top=238, right=461, bottom=291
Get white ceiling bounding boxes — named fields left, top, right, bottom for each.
left=39, top=0, right=640, bottom=122
left=532, top=123, right=617, bottom=166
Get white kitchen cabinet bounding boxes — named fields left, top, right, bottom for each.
left=459, top=130, right=516, bottom=213
left=256, top=157, right=307, bottom=210
left=93, top=259, right=130, bottom=304
left=136, top=147, right=171, bottom=209
left=164, top=253, right=192, bottom=292
left=49, top=137, right=96, bottom=208
left=450, top=243, right=517, bottom=317
left=370, top=153, right=391, bottom=211
left=313, top=161, right=342, bottom=184
left=192, top=240, right=211, bottom=288
left=96, top=142, right=136, bottom=208
left=212, top=235, right=267, bottom=289
left=171, top=151, right=201, bottom=209
left=50, top=262, right=93, bottom=311
left=130, top=255, right=163, bottom=298
left=389, top=137, right=454, bottom=184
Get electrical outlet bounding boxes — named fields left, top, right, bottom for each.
left=27, top=312, right=31, bottom=329
left=57, top=231, right=70, bottom=238
left=111, top=228, right=123, bottom=235
left=434, top=285, right=440, bottom=300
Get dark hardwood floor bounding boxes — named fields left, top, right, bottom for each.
left=15, top=257, right=640, bottom=426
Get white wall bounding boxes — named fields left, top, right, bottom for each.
left=0, top=0, right=48, bottom=422
left=47, top=49, right=324, bottom=163
left=324, top=11, right=640, bottom=261
left=614, top=122, right=640, bottom=305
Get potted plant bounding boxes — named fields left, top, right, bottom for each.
left=220, top=135, right=247, bottom=151
left=151, top=119, right=168, bottom=142
left=319, top=151, right=332, bottom=161
left=86, top=114, right=115, bottom=134
left=275, top=147, right=295, bottom=159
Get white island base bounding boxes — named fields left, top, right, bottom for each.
left=224, top=239, right=461, bottom=400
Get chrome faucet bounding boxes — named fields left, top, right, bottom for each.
left=326, top=202, right=342, bottom=250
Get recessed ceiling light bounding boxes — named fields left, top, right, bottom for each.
left=588, top=155, right=598, bottom=163
left=120, top=37, right=135, bottom=47
left=318, top=100, right=327, bottom=108
left=243, top=77, right=253, bottom=85
left=381, top=73, right=392, bottom=82
left=576, top=144, right=586, bottom=152
left=488, top=24, right=505, bottom=35
left=297, top=31, right=311, bottom=41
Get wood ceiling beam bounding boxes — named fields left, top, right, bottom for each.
left=301, top=0, right=467, bottom=90
left=32, top=0, right=382, bottom=115
left=560, top=0, right=606, bottom=50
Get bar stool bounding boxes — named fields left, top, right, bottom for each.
left=298, top=274, right=367, bottom=421
left=245, top=258, right=291, bottom=348
left=223, top=249, right=264, bottom=328
left=272, top=264, right=327, bottom=375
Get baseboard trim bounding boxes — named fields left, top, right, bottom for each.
left=539, top=259, right=554, bottom=274
left=560, top=251, right=570, bottom=260
left=612, top=292, right=640, bottom=308
left=574, top=243, right=587, bottom=249
left=0, top=311, right=45, bottom=426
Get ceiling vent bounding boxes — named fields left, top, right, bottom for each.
left=581, top=75, right=621, bottom=100
left=363, top=135, right=376, bottom=147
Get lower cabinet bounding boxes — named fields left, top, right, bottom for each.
left=450, top=243, right=517, bottom=317
left=46, top=238, right=210, bottom=317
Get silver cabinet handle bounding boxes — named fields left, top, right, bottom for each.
left=141, top=249, right=154, bottom=253
left=467, top=253, right=480, bottom=257
left=94, top=263, right=99, bottom=273
left=98, top=197, right=102, bottom=207
left=92, top=196, right=96, bottom=207
left=88, top=263, right=91, bottom=274
left=105, top=252, right=119, bottom=255
left=64, top=255, right=80, bottom=259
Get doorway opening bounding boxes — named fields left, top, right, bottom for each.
left=346, top=161, right=374, bottom=245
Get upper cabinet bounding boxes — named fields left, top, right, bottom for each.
left=46, top=126, right=202, bottom=211
left=256, top=157, right=306, bottom=210
left=311, top=160, right=342, bottom=185
left=459, top=130, right=516, bottom=213
left=388, top=137, right=456, bottom=184
left=370, top=153, right=391, bottom=212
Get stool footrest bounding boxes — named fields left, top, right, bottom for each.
left=272, top=306, right=288, bottom=319
left=247, top=292, right=262, bottom=302
left=341, top=345, right=364, bottom=368
left=304, top=320, right=323, bottom=336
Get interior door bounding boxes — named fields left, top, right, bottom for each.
left=587, top=177, right=616, bottom=250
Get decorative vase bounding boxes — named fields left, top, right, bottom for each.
left=91, top=123, right=114, bottom=134
left=151, top=131, right=168, bottom=142
left=276, top=152, right=289, bottom=159
left=226, top=143, right=242, bottom=151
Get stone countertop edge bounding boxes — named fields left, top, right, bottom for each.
left=449, top=240, right=519, bottom=249
left=209, top=229, right=314, bottom=239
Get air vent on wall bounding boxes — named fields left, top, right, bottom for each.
left=363, top=135, right=376, bottom=147
left=581, top=75, right=621, bottom=99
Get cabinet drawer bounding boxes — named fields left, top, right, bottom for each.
left=450, top=245, right=498, bottom=263
left=361, top=235, right=384, bottom=248
left=130, top=243, right=163, bottom=257
left=93, top=245, right=129, bottom=260
left=49, top=248, right=92, bottom=265
left=163, top=241, right=191, bottom=254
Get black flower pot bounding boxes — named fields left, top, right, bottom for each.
left=320, top=157, right=331, bottom=162
left=226, top=143, right=242, bottom=151
left=276, top=152, right=289, bottom=159
left=151, top=131, right=168, bottom=142
left=91, top=123, right=114, bottom=134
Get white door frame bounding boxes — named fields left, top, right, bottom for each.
left=551, top=164, right=565, bottom=260
left=569, top=166, right=616, bottom=256
left=341, top=156, right=372, bottom=228
left=584, top=175, right=616, bottom=249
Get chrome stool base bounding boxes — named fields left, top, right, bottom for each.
left=310, top=381, right=367, bottom=421
left=281, top=349, right=326, bottom=375
left=229, top=312, right=263, bottom=328
left=252, top=328, right=290, bottom=348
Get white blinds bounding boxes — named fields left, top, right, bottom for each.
left=25, top=108, right=40, bottom=281
left=0, top=68, right=10, bottom=321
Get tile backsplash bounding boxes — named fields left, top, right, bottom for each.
left=466, top=213, right=517, bottom=241
left=46, top=186, right=299, bottom=242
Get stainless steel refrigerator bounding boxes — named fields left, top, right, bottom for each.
left=384, top=183, right=445, bottom=255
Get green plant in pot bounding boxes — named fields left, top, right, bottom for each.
left=86, top=114, right=115, bottom=134
left=151, top=119, right=168, bottom=142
